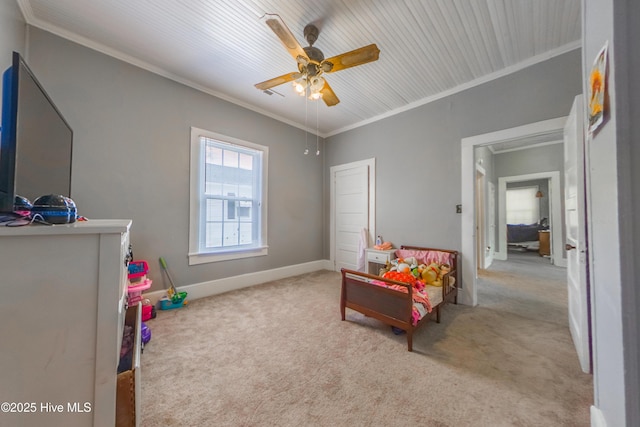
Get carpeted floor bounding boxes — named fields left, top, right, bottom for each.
left=140, top=252, right=593, bottom=426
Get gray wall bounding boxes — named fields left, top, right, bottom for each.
left=23, top=27, right=324, bottom=291
left=621, top=1, right=640, bottom=422
left=584, top=0, right=640, bottom=425
left=0, top=1, right=25, bottom=98
left=494, top=143, right=564, bottom=182
left=324, top=49, right=581, bottom=256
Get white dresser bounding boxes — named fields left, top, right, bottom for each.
left=0, top=219, right=132, bottom=427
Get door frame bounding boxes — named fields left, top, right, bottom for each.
left=476, top=165, right=486, bottom=270
left=486, top=181, right=496, bottom=268
left=460, top=117, right=566, bottom=306
left=329, top=158, right=376, bottom=271
left=495, top=171, right=565, bottom=267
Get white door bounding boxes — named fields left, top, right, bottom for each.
left=332, top=162, right=371, bottom=271
left=564, top=94, right=591, bottom=373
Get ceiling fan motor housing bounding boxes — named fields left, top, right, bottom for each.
left=301, top=62, right=320, bottom=77
left=304, top=46, right=324, bottom=63
left=304, top=24, right=319, bottom=46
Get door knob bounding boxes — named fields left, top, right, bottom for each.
left=565, top=243, right=576, bottom=251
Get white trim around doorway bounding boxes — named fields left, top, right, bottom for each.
left=460, top=117, right=567, bottom=306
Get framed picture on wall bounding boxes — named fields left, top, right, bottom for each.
left=588, top=42, right=608, bottom=134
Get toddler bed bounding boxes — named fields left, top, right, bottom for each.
left=340, top=246, right=458, bottom=351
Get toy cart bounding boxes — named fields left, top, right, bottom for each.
left=127, top=260, right=152, bottom=305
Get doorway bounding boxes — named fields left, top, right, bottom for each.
left=460, top=117, right=567, bottom=306
left=496, top=171, right=565, bottom=267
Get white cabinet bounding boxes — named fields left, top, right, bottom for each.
left=364, top=248, right=396, bottom=274
left=0, top=220, right=132, bottom=427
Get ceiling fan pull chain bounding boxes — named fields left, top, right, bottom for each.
left=304, top=92, right=309, bottom=155
left=316, top=100, right=320, bottom=156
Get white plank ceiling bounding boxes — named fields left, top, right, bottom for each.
left=17, top=0, right=581, bottom=136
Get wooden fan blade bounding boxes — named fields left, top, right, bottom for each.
left=323, top=44, right=380, bottom=73
left=320, top=81, right=340, bottom=106
left=263, top=14, right=308, bottom=63
left=255, top=72, right=301, bottom=91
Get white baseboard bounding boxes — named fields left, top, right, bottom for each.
left=144, top=259, right=331, bottom=304
left=591, top=406, right=607, bottom=427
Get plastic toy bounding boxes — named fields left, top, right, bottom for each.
left=141, top=322, right=151, bottom=345
left=158, top=257, right=188, bottom=310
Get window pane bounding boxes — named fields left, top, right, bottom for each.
left=205, top=163, right=223, bottom=196
left=206, top=199, right=223, bottom=221
left=223, top=222, right=238, bottom=247
left=239, top=222, right=252, bottom=245
left=205, top=222, right=222, bottom=248
left=205, top=144, right=222, bottom=165
left=223, top=150, right=239, bottom=168
left=237, top=200, right=252, bottom=219
left=239, top=153, right=253, bottom=170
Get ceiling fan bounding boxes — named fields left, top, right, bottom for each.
left=255, top=14, right=380, bottom=106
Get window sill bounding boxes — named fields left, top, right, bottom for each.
left=188, top=246, right=268, bottom=265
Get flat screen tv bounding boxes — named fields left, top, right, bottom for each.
left=0, top=51, right=73, bottom=213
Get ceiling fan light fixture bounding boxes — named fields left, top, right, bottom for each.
left=310, top=76, right=324, bottom=90
left=293, top=78, right=306, bottom=94
left=308, top=76, right=325, bottom=100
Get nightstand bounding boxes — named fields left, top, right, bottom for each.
left=539, top=230, right=551, bottom=256
left=365, top=248, right=396, bottom=274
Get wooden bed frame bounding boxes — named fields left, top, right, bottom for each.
left=340, top=246, right=459, bottom=351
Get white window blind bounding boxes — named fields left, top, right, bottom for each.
left=506, top=187, right=539, bottom=224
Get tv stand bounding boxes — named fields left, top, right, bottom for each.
left=0, top=220, right=133, bottom=427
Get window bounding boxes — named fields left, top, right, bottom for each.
left=189, top=128, right=268, bottom=265
left=506, top=186, right=539, bottom=224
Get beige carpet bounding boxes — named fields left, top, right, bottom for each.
left=141, top=253, right=592, bottom=426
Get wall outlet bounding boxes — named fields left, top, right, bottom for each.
left=456, top=204, right=462, bottom=213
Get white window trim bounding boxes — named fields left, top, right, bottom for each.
left=188, top=127, right=268, bottom=265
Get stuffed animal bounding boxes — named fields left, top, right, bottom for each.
left=439, top=263, right=451, bottom=278
left=421, top=263, right=443, bottom=286
left=383, top=271, right=416, bottom=285
left=390, top=257, right=418, bottom=274
left=396, top=262, right=412, bottom=274
left=383, top=271, right=424, bottom=292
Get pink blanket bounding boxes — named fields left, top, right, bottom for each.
left=395, top=249, right=451, bottom=266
